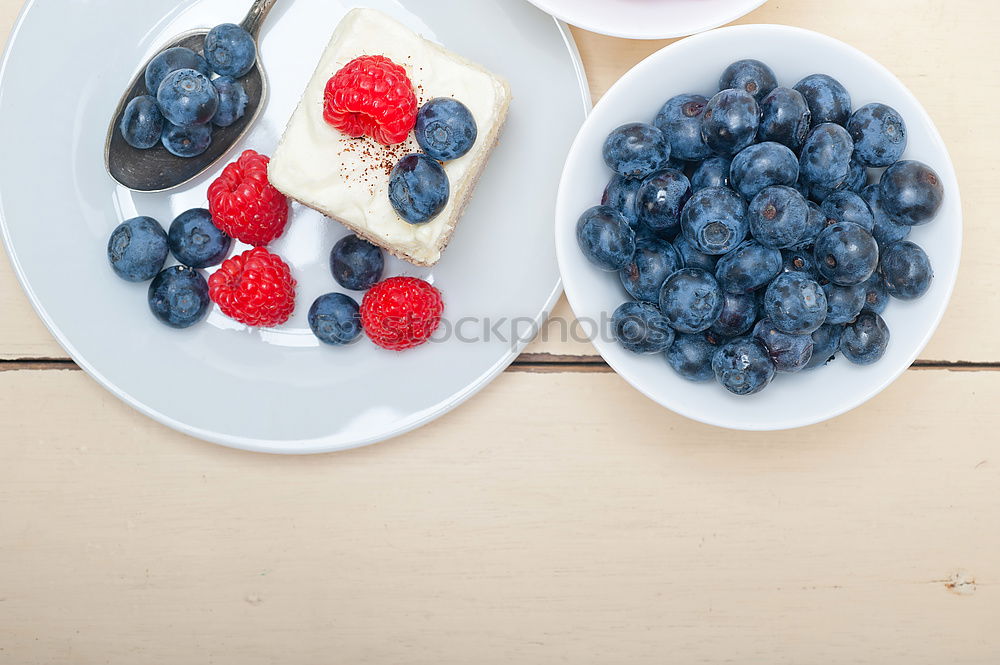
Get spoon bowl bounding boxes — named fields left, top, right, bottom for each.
left=105, top=0, right=277, bottom=192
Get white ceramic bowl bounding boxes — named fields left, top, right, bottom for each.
left=524, top=0, right=767, bottom=39
left=555, top=25, right=962, bottom=431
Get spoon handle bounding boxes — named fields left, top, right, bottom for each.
left=240, top=0, right=279, bottom=40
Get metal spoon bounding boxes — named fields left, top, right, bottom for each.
left=105, top=0, right=278, bottom=193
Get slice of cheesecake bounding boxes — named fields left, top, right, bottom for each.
left=268, top=8, right=511, bottom=267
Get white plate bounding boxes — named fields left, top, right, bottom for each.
left=524, top=0, right=767, bottom=40
left=0, top=0, right=590, bottom=453
left=555, top=25, right=962, bottom=431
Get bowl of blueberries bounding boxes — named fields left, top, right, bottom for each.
left=555, top=24, right=961, bottom=430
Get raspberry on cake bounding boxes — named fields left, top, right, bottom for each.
left=267, top=8, right=511, bottom=267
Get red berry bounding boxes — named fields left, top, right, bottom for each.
left=323, top=55, right=418, bottom=146
left=208, top=247, right=296, bottom=327
left=208, top=149, right=289, bottom=246
left=360, top=277, right=444, bottom=351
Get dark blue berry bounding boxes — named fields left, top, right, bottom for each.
left=701, top=89, right=759, bottom=156
left=577, top=205, right=636, bottom=271
left=147, top=266, right=210, bottom=329
left=673, top=235, right=718, bottom=272
left=847, top=103, right=907, bottom=168
left=620, top=236, right=680, bottom=302
left=799, top=123, right=854, bottom=191
left=862, top=184, right=911, bottom=247
left=878, top=160, right=944, bottom=226
left=748, top=185, right=809, bottom=249
left=880, top=241, right=933, bottom=300
left=715, top=240, right=782, bottom=294
left=612, top=301, right=675, bottom=354
left=308, top=293, right=362, bottom=345
left=415, top=97, right=478, bottom=161
left=763, top=271, right=828, bottom=335
left=107, top=216, right=169, bottom=282
left=794, top=74, right=852, bottom=127
left=690, top=156, right=731, bottom=192
left=710, top=291, right=758, bottom=338
left=161, top=121, right=212, bottom=158
left=156, top=68, right=219, bottom=127
left=653, top=94, right=711, bottom=162
left=603, top=122, right=670, bottom=178
left=665, top=333, right=718, bottom=382
left=813, top=221, right=879, bottom=286
left=602, top=174, right=642, bottom=227
left=712, top=337, right=775, bottom=395
left=822, top=282, right=866, bottom=325
left=719, top=59, right=777, bottom=101
left=145, top=46, right=211, bottom=95
left=840, top=311, right=890, bottom=365
left=730, top=142, right=799, bottom=200
left=821, top=190, right=874, bottom=232
left=388, top=153, right=450, bottom=223
left=798, top=201, right=827, bottom=247
left=805, top=323, right=845, bottom=370
left=680, top=186, right=748, bottom=255
left=752, top=318, right=813, bottom=372
left=119, top=95, right=164, bottom=149
left=636, top=169, right=691, bottom=238
left=204, top=23, right=257, bottom=77
left=168, top=208, right=231, bottom=268
left=330, top=235, right=384, bottom=291
left=758, top=86, right=811, bottom=150
left=211, top=76, right=249, bottom=127
left=781, top=245, right=821, bottom=280
left=860, top=272, right=889, bottom=313
left=658, top=268, right=724, bottom=334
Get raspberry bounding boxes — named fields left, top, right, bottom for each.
left=208, top=247, right=296, bottom=327
left=360, top=277, right=444, bottom=351
left=208, top=150, right=289, bottom=246
left=323, top=55, right=418, bottom=146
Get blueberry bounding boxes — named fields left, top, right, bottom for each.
left=161, top=121, right=212, bottom=158
left=878, top=160, right=944, bottom=226
left=602, top=174, right=642, bottom=227
left=204, top=23, right=257, bottom=77
left=748, top=185, right=809, bottom=250
left=636, top=169, right=691, bottom=239
left=665, top=333, right=718, bottom=382
left=862, top=184, right=911, bottom=247
left=822, top=282, right=866, bottom=325
left=758, top=86, right=811, bottom=150
left=673, top=235, right=718, bottom=272
left=712, top=337, right=775, bottom=395
left=119, top=95, right=164, bottom=149
left=690, top=156, right=731, bottom=192
left=330, top=235, right=384, bottom=291
left=388, top=153, right=450, bottom=223
left=147, top=265, right=210, bottom=329
left=144, top=46, right=211, bottom=95
left=719, top=59, right=777, bottom=101
left=620, top=236, right=680, bottom=302
left=603, top=122, right=670, bottom=178
left=821, top=190, right=874, bottom=232
left=793, top=74, right=852, bottom=127
left=781, top=245, right=821, bottom=280
left=752, top=318, right=813, bottom=372
left=658, top=268, right=724, bottom=334
left=701, top=89, right=759, bottom=156
left=730, top=142, right=799, bottom=200
left=844, top=157, right=868, bottom=192
left=107, top=216, right=169, bottom=282
left=577, top=205, right=636, bottom=271
left=860, top=272, right=889, bottom=313
left=840, top=311, right=890, bottom=365
left=710, top=291, right=758, bottom=338
left=653, top=94, right=711, bottom=162
left=847, top=103, right=907, bottom=168
left=763, top=271, right=828, bottom=335
left=308, top=293, right=362, bottom=345
left=168, top=208, right=231, bottom=268
left=880, top=240, right=933, bottom=300
left=715, top=240, right=782, bottom=294
left=799, top=123, right=854, bottom=191
left=803, top=158, right=867, bottom=204
left=813, top=221, right=879, bottom=286
left=415, top=98, right=478, bottom=161
left=612, top=301, right=675, bottom=354
left=805, top=323, right=845, bottom=370
left=157, top=68, right=219, bottom=127
left=211, top=76, right=249, bottom=127
left=680, top=186, right=748, bottom=255
left=799, top=201, right=827, bottom=247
